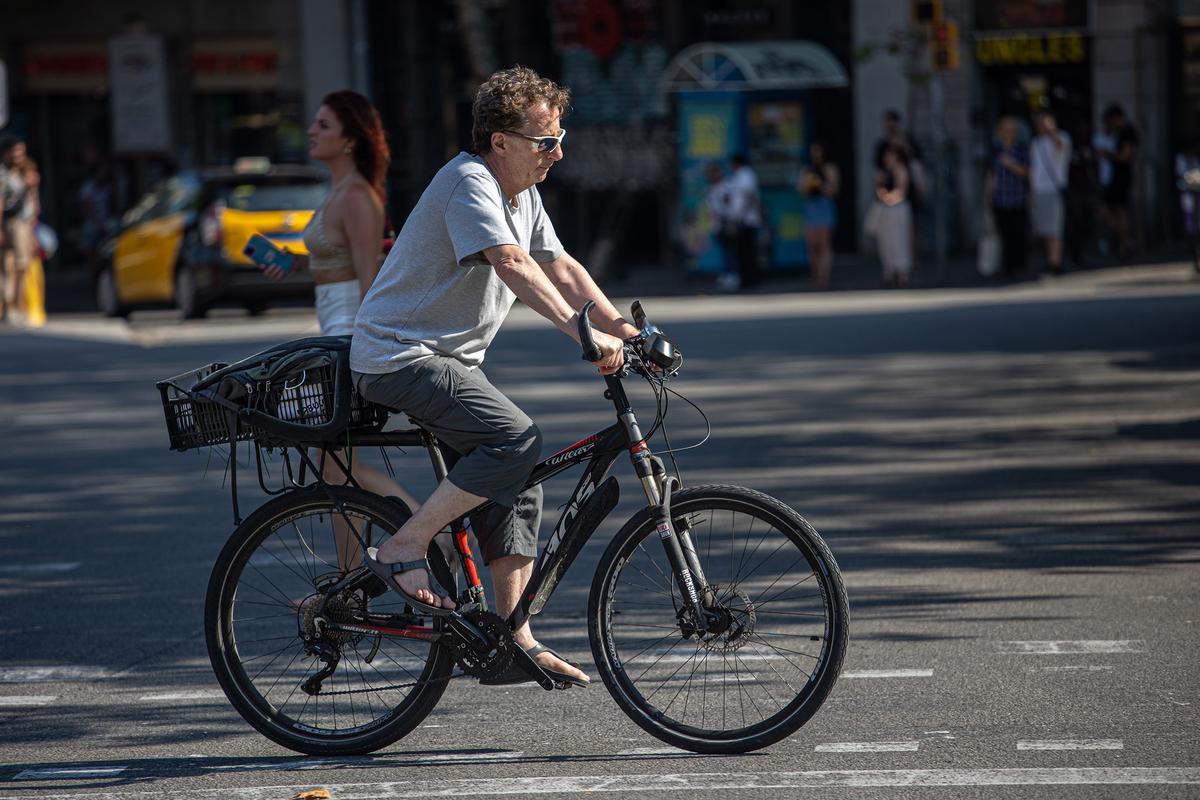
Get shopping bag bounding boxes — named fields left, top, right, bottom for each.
left=977, top=214, right=1001, bottom=277
left=23, top=256, right=46, bottom=327
left=863, top=202, right=882, bottom=239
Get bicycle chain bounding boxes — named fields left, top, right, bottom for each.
left=303, top=670, right=467, bottom=697
left=298, top=609, right=514, bottom=696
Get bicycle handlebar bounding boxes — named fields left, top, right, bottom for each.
left=578, top=300, right=603, bottom=363
left=577, top=299, right=681, bottom=377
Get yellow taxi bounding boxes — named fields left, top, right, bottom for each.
left=95, top=159, right=325, bottom=318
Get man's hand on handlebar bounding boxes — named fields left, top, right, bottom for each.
left=592, top=329, right=626, bottom=375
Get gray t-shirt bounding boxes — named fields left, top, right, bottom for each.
left=351, top=152, right=563, bottom=373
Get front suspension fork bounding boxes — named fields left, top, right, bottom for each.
left=632, top=444, right=718, bottom=631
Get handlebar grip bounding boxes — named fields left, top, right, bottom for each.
left=578, top=300, right=602, bottom=362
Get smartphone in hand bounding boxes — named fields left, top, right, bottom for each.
left=244, top=234, right=295, bottom=274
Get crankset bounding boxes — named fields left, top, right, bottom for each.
left=447, top=609, right=514, bottom=680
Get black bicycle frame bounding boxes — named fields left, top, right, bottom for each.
left=309, top=368, right=715, bottom=639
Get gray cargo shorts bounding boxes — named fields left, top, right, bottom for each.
left=354, top=357, right=542, bottom=565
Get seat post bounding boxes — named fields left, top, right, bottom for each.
left=422, top=429, right=450, bottom=482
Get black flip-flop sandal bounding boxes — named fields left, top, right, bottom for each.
left=480, top=643, right=590, bottom=687
left=363, top=547, right=454, bottom=618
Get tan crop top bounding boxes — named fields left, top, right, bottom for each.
left=301, top=206, right=352, bottom=272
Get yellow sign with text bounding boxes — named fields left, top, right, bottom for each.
left=975, top=32, right=1086, bottom=66
left=688, top=114, right=727, bottom=159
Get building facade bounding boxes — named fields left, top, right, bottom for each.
left=0, top=0, right=1179, bottom=274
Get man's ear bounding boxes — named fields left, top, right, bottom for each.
left=490, top=131, right=507, bottom=154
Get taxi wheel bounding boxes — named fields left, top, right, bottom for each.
left=175, top=266, right=209, bottom=320
left=95, top=267, right=129, bottom=319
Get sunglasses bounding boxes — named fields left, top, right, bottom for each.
left=503, top=129, right=567, bottom=153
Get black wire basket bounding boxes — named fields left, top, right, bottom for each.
left=157, top=361, right=388, bottom=452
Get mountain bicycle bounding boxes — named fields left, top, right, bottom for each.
left=157, top=301, right=848, bottom=756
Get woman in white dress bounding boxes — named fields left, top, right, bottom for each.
left=874, top=144, right=913, bottom=288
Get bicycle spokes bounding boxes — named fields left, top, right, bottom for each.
left=603, top=503, right=834, bottom=735
left=222, top=505, right=441, bottom=733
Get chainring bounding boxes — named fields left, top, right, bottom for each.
left=448, top=609, right=514, bottom=679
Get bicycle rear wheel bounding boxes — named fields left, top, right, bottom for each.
left=589, top=485, right=848, bottom=754
left=205, top=485, right=454, bottom=755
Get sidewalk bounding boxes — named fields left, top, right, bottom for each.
left=600, top=244, right=1199, bottom=299
left=39, top=244, right=1199, bottom=316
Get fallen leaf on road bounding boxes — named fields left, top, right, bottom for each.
left=291, top=790, right=332, bottom=800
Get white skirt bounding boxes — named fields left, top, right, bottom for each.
left=315, top=279, right=361, bottom=336
left=876, top=202, right=913, bottom=273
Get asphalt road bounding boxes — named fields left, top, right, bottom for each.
left=1, top=263, right=1198, bottom=799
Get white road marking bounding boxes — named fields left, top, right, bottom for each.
left=0, top=562, right=81, bottom=574
left=996, top=640, right=1146, bottom=654
left=1017, top=739, right=1124, bottom=751
left=138, top=690, right=225, bottom=702
left=616, top=747, right=692, bottom=756
left=23, top=768, right=1200, bottom=796
left=1030, top=665, right=1115, bottom=673
left=12, top=766, right=127, bottom=780
left=628, top=652, right=788, bottom=664
left=842, top=669, right=933, bottom=678
left=816, top=741, right=920, bottom=753
left=0, top=666, right=110, bottom=683
left=200, top=752, right=528, bottom=774
left=0, top=695, right=56, bottom=706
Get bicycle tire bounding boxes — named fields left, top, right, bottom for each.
left=589, top=485, right=848, bottom=754
left=205, top=485, right=455, bottom=755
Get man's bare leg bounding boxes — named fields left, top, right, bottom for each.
left=491, top=554, right=590, bottom=683
left=372, top=479, right=484, bottom=609
left=323, top=449, right=422, bottom=572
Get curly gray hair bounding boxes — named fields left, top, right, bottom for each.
left=471, top=66, right=571, bottom=154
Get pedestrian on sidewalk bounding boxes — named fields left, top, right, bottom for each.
left=0, top=137, right=39, bottom=323
left=1096, top=103, right=1139, bottom=259
left=1029, top=111, right=1071, bottom=275
left=799, top=141, right=839, bottom=290
left=1064, top=121, right=1098, bottom=270
left=704, top=161, right=739, bottom=292
left=984, top=117, right=1029, bottom=279
left=79, top=161, right=116, bottom=274
left=724, top=153, right=763, bottom=291
left=874, top=144, right=913, bottom=288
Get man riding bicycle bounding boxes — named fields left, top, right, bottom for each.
left=350, top=66, right=637, bottom=687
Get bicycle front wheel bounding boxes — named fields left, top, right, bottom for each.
left=205, top=485, right=455, bottom=755
left=589, top=485, right=848, bottom=754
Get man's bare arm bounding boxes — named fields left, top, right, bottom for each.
left=485, top=244, right=628, bottom=373
left=539, top=251, right=639, bottom=340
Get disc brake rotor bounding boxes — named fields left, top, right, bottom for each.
left=702, top=588, right=756, bottom=653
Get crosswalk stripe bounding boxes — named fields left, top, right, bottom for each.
left=996, top=640, right=1145, bottom=654
left=0, top=666, right=110, bottom=683
left=815, top=741, right=920, bottom=753
left=13, top=766, right=127, bottom=779
left=0, top=562, right=81, bottom=574
left=0, top=695, right=56, bottom=706
left=1017, top=739, right=1124, bottom=751
left=138, top=690, right=225, bottom=702
left=841, top=669, right=933, bottom=679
